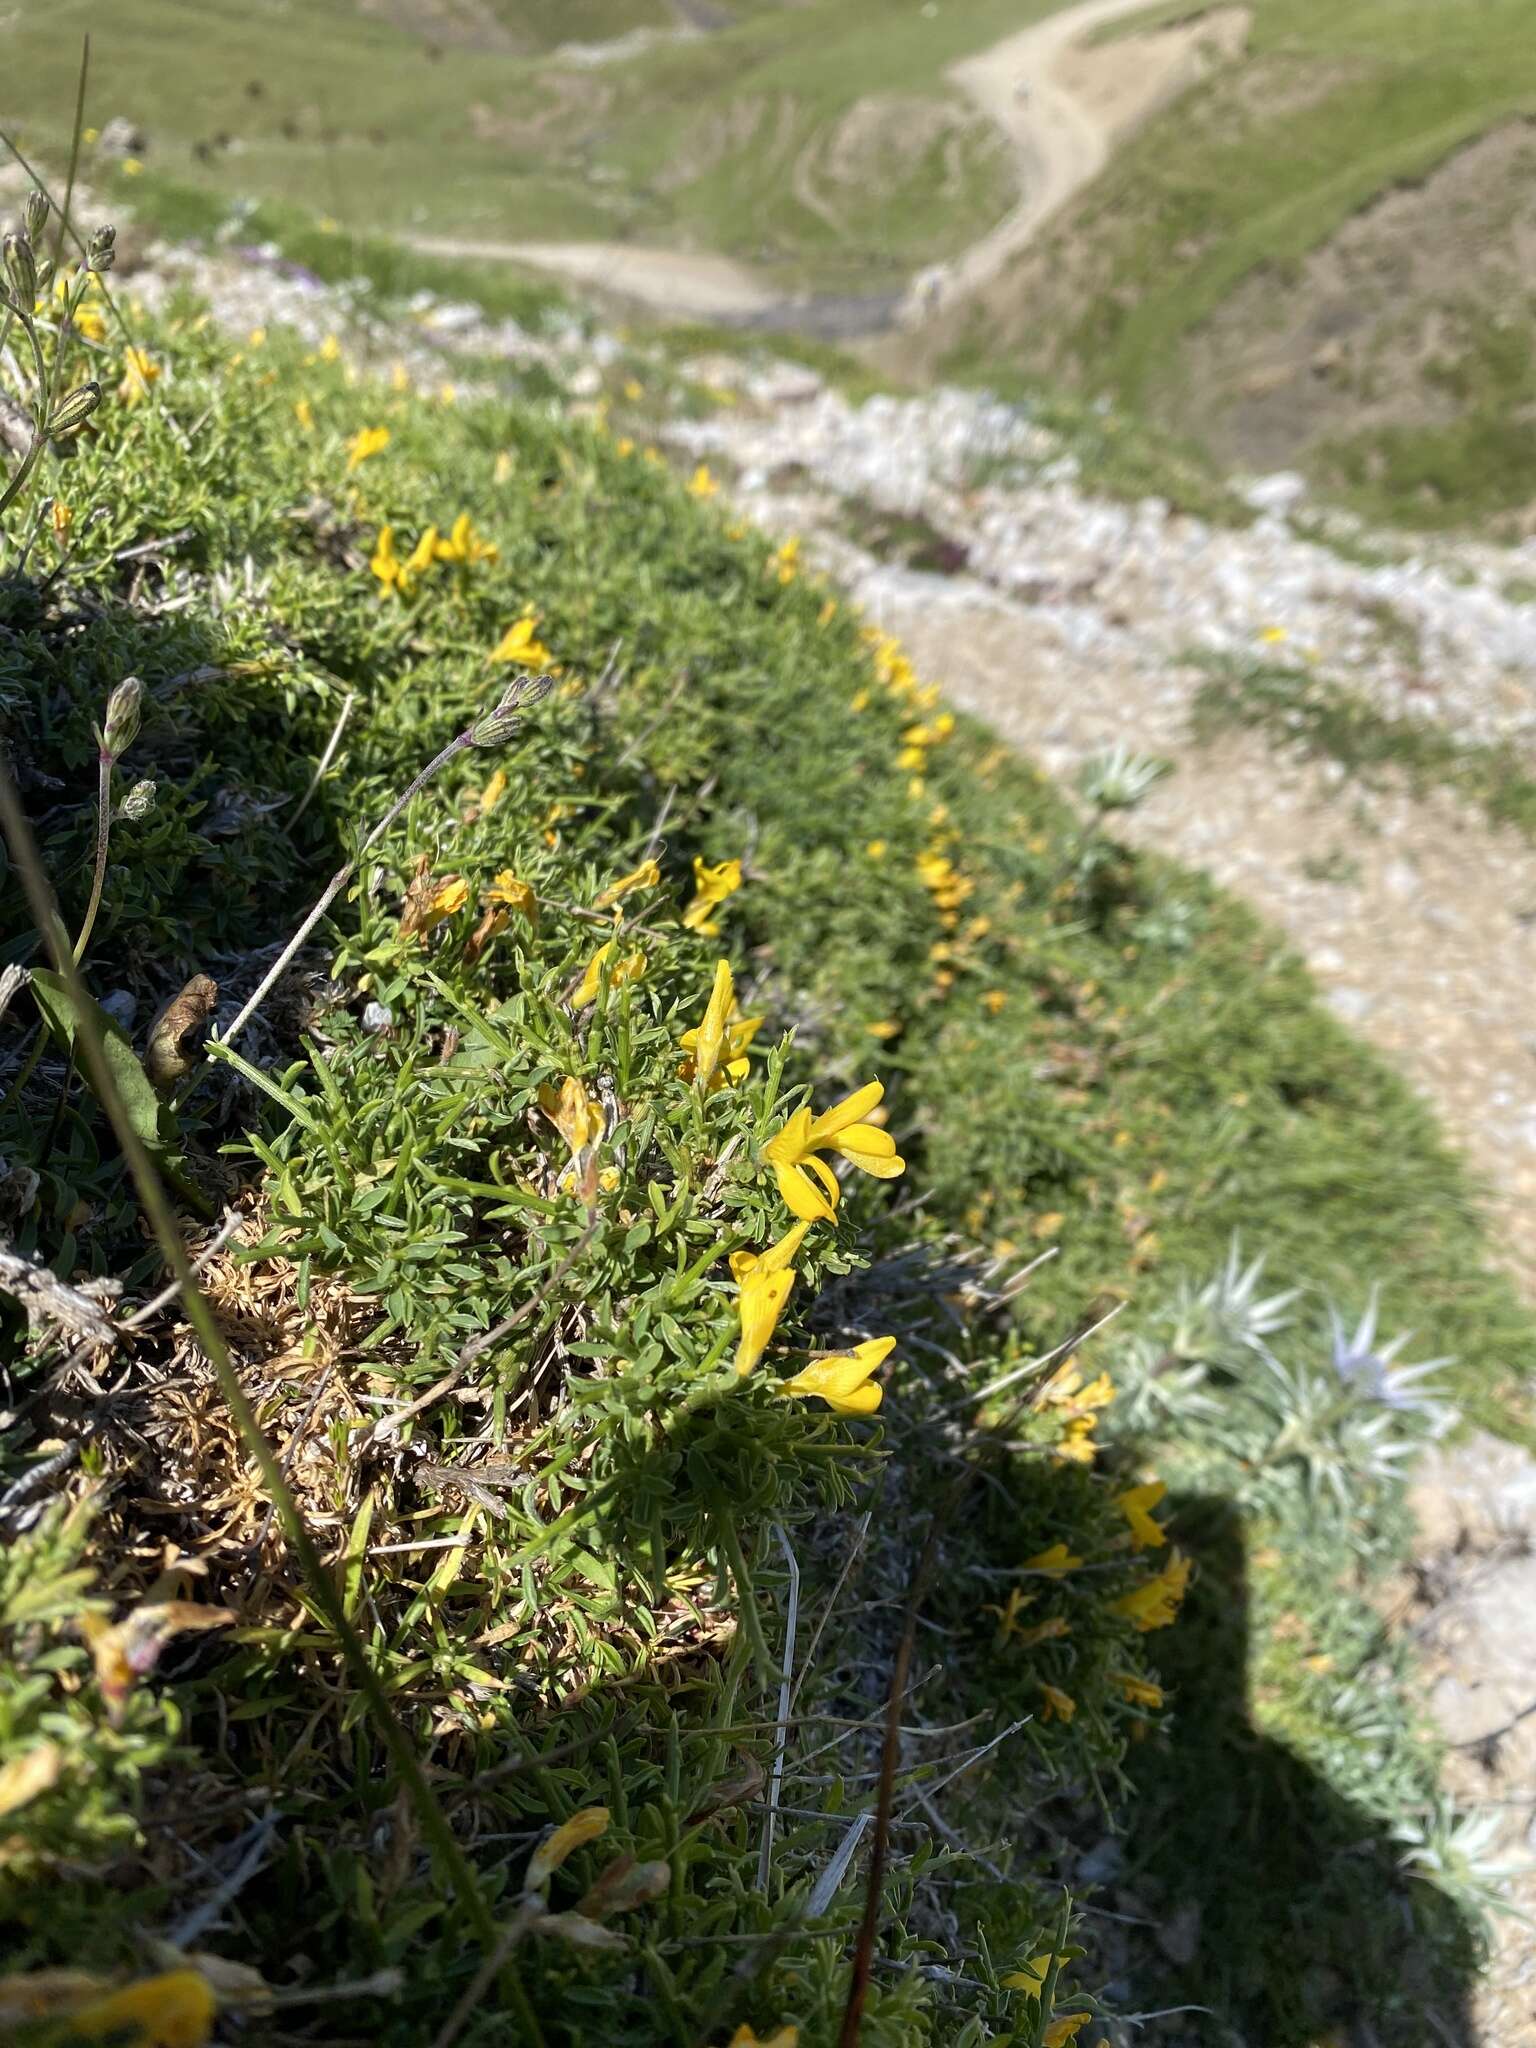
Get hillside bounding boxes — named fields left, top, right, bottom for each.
left=929, top=0, right=1536, bottom=528
left=0, top=140, right=1534, bottom=2043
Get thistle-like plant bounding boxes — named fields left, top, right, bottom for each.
left=1329, top=1287, right=1452, bottom=1429
left=1075, top=743, right=1171, bottom=817
left=1167, top=1236, right=1299, bottom=1363
left=1395, top=1799, right=1530, bottom=1943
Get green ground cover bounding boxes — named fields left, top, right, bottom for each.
left=0, top=216, right=1523, bottom=2044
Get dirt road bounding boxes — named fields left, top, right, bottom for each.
left=405, top=0, right=1169, bottom=326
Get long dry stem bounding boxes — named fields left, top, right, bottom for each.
left=71, top=749, right=112, bottom=962
left=0, top=758, right=505, bottom=1970
left=215, top=727, right=472, bottom=1057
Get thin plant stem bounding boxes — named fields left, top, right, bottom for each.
left=214, top=726, right=473, bottom=1057
left=0, top=758, right=506, bottom=1971
left=0, top=309, right=53, bottom=525
left=55, top=35, right=90, bottom=271
left=287, top=689, right=355, bottom=831
left=0, top=128, right=144, bottom=359
left=71, top=748, right=112, bottom=962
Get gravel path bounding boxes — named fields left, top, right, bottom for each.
left=663, top=370, right=1536, bottom=1295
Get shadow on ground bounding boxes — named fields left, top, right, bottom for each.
left=1118, top=1492, right=1475, bottom=2047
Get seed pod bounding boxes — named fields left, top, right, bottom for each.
left=144, top=975, right=219, bottom=1094
left=23, top=189, right=49, bottom=242
left=118, top=777, right=156, bottom=821
left=48, top=380, right=102, bottom=441
left=102, top=675, right=143, bottom=758
left=87, top=224, right=117, bottom=274
left=3, top=233, right=36, bottom=308
left=469, top=670, right=555, bottom=748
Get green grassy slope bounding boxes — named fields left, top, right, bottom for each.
left=0, top=240, right=1525, bottom=2042
left=8, top=0, right=1038, bottom=290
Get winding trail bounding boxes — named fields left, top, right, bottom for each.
left=936, top=0, right=1164, bottom=309
left=404, top=0, right=1164, bottom=325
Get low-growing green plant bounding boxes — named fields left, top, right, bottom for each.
left=0, top=260, right=1522, bottom=2048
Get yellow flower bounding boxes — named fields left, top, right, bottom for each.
left=1012, top=1615, right=1071, bottom=1650
left=1114, top=1479, right=1168, bottom=1550
left=439, top=382, right=457, bottom=406
left=248, top=326, right=266, bottom=348
left=686, top=463, right=720, bottom=498
left=369, top=523, right=401, bottom=597
left=490, top=611, right=555, bottom=669
left=63, top=1971, right=216, bottom=2046
left=476, top=769, right=508, bottom=816
left=320, top=333, right=342, bottom=362
left=772, top=536, right=800, bottom=583
left=1055, top=1416, right=1098, bottom=1465
left=819, top=598, right=838, bottom=627
left=294, top=397, right=314, bottom=430
left=434, top=510, right=499, bottom=567
left=1260, top=624, right=1288, bottom=645
left=865, top=839, right=886, bottom=859
left=1024, top=1542, right=1082, bottom=1577
left=493, top=448, right=515, bottom=483
left=70, top=300, right=107, bottom=343
left=402, top=525, right=439, bottom=592
left=526, top=1805, right=608, bottom=1889
left=1112, top=1551, right=1190, bottom=1632
left=681, top=855, right=743, bottom=935
left=397, top=869, right=469, bottom=940
left=779, top=1336, right=894, bottom=1416
left=50, top=500, right=73, bottom=546
left=117, top=346, right=161, bottom=406
left=728, top=2029, right=797, bottom=2048
left=83, top=124, right=98, bottom=142
left=681, top=958, right=762, bottom=1092
left=615, top=436, right=635, bottom=457
left=1039, top=1683, right=1076, bottom=1723
left=1045, top=2019, right=1091, bottom=2047
left=1112, top=1670, right=1164, bottom=1709
left=867, top=1019, right=899, bottom=1039
left=486, top=869, right=538, bottom=919
left=345, top=424, right=391, bottom=470
left=982, top=990, right=1008, bottom=1015
left=538, top=1078, right=603, bottom=1157
left=121, top=156, right=143, bottom=177
left=763, top=1080, right=905, bottom=1223
left=572, top=940, right=646, bottom=1008
left=593, top=857, right=660, bottom=911
left=1002, top=1954, right=1054, bottom=1993
left=729, top=1220, right=812, bottom=1286
left=736, top=1264, right=795, bottom=1377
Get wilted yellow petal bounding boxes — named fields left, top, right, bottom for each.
left=525, top=1806, right=609, bottom=1891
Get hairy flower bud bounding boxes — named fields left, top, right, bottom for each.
left=101, top=675, right=142, bottom=758
left=3, top=233, right=36, bottom=308
left=47, top=380, right=102, bottom=441
left=22, top=189, right=49, bottom=243
left=33, top=255, right=54, bottom=294
left=118, top=777, right=156, bottom=821
left=87, top=224, right=117, bottom=274
left=469, top=669, right=555, bottom=748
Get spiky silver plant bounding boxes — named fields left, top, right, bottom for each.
left=1329, top=1288, right=1452, bottom=1431
left=1395, top=1800, right=1530, bottom=1941
left=1076, top=743, right=1171, bottom=814
left=1167, top=1237, right=1299, bottom=1363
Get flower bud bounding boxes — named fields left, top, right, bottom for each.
left=118, top=777, right=156, bottom=821
left=33, top=255, right=54, bottom=294
left=87, top=224, right=117, bottom=274
left=469, top=669, right=555, bottom=748
left=23, top=189, right=49, bottom=242
left=47, top=380, right=102, bottom=441
left=101, top=675, right=142, bottom=758
left=3, top=233, right=36, bottom=308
